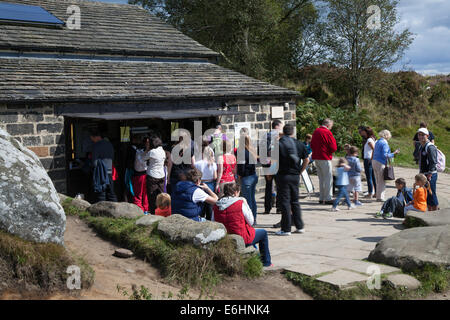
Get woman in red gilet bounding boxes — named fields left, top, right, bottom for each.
left=213, top=183, right=272, bottom=267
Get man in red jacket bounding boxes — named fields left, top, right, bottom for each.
left=311, top=119, right=337, bottom=204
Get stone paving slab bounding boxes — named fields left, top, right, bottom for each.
left=324, top=259, right=400, bottom=275
left=255, top=166, right=450, bottom=289
left=286, top=264, right=339, bottom=277
left=316, top=270, right=370, bottom=289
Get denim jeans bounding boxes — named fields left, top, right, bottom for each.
left=333, top=185, right=351, bottom=208
left=427, top=173, right=439, bottom=207
left=249, top=229, right=271, bottom=266
left=240, top=174, right=258, bottom=223
left=202, top=181, right=216, bottom=220
left=363, top=158, right=376, bottom=195
left=94, top=174, right=117, bottom=203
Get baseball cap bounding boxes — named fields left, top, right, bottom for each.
left=417, top=128, right=429, bottom=135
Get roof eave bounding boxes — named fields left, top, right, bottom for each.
left=0, top=93, right=299, bottom=105
left=0, top=45, right=221, bottom=59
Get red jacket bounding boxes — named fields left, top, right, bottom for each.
left=311, top=126, right=337, bottom=160
left=213, top=199, right=255, bottom=245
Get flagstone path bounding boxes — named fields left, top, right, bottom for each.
left=255, top=165, right=450, bottom=289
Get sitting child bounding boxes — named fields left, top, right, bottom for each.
left=155, top=193, right=171, bottom=217
left=346, top=146, right=363, bottom=206
left=331, top=158, right=355, bottom=211
left=375, top=178, right=413, bottom=219
left=404, top=174, right=432, bottom=216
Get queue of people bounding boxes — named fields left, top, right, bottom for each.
left=85, top=116, right=442, bottom=270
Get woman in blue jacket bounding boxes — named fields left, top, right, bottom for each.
left=372, top=130, right=400, bottom=202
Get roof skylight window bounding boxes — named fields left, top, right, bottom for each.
left=0, top=2, right=64, bottom=28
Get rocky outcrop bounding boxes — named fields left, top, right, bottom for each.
left=384, top=274, right=421, bottom=290
left=157, top=214, right=226, bottom=247
left=0, top=129, right=65, bottom=245
left=136, top=215, right=165, bottom=227
left=87, top=201, right=143, bottom=219
left=405, top=209, right=450, bottom=228
left=368, top=226, right=450, bottom=271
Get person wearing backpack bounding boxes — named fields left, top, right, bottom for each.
left=417, top=128, right=440, bottom=211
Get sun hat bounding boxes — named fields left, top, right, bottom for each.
left=417, top=128, right=429, bottom=135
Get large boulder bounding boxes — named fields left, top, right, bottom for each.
left=405, top=209, right=450, bottom=228
left=157, top=214, right=226, bottom=247
left=0, top=129, right=65, bottom=245
left=368, top=226, right=450, bottom=271
left=71, top=198, right=91, bottom=211
left=87, top=201, right=143, bottom=219
left=136, top=215, right=164, bottom=231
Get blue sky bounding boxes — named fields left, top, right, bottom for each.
left=95, top=0, right=450, bottom=75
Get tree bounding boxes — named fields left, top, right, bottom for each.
left=321, top=0, right=414, bottom=109
left=129, top=0, right=323, bottom=81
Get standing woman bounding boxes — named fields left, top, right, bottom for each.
left=372, top=130, right=400, bottom=202
left=216, top=139, right=237, bottom=197
left=168, top=130, right=195, bottom=195
left=359, top=126, right=377, bottom=199
left=132, top=137, right=150, bottom=214
left=237, top=129, right=259, bottom=225
left=195, top=140, right=218, bottom=220
left=142, top=136, right=166, bottom=215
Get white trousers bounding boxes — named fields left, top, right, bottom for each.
left=372, top=160, right=386, bottom=201
left=315, top=160, right=333, bottom=201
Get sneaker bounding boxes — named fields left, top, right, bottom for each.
left=348, top=204, right=356, bottom=210
left=293, top=229, right=305, bottom=234
left=374, top=211, right=383, bottom=218
left=273, top=222, right=281, bottom=228
left=330, top=207, right=340, bottom=212
left=354, top=201, right=363, bottom=206
left=324, top=200, right=334, bottom=205
left=383, top=212, right=393, bottom=219
left=275, top=230, right=291, bottom=236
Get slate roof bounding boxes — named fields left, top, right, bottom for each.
left=0, top=57, right=298, bottom=102
left=0, top=0, right=219, bottom=58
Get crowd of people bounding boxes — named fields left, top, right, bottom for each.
left=86, top=118, right=442, bottom=269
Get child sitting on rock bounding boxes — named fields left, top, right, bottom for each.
left=375, top=178, right=413, bottom=219
left=404, top=174, right=432, bottom=216
left=155, top=193, right=171, bottom=217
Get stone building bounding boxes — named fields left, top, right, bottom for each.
left=0, top=0, right=298, bottom=198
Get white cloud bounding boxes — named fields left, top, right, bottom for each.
left=395, top=0, right=450, bottom=74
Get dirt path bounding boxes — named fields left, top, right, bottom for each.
left=51, top=216, right=310, bottom=300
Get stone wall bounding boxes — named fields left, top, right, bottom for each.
left=0, top=104, right=66, bottom=193
left=218, top=98, right=297, bottom=193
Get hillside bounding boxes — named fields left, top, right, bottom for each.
left=283, top=66, right=450, bottom=170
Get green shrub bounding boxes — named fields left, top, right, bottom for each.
left=0, top=230, right=94, bottom=294
left=296, top=98, right=369, bottom=151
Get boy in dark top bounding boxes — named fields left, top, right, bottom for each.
left=413, top=122, right=435, bottom=164
left=417, top=128, right=439, bottom=211
left=274, top=124, right=309, bottom=236
left=90, top=129, right=117, bottom=203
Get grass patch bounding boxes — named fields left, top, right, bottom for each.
left=64, top=203, right=263, bottom=292
left=403, top=215, right=428, bottom=229
left=0, top=229, right=94, bottom=296
left=409, top=265, right=450, bottom=296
